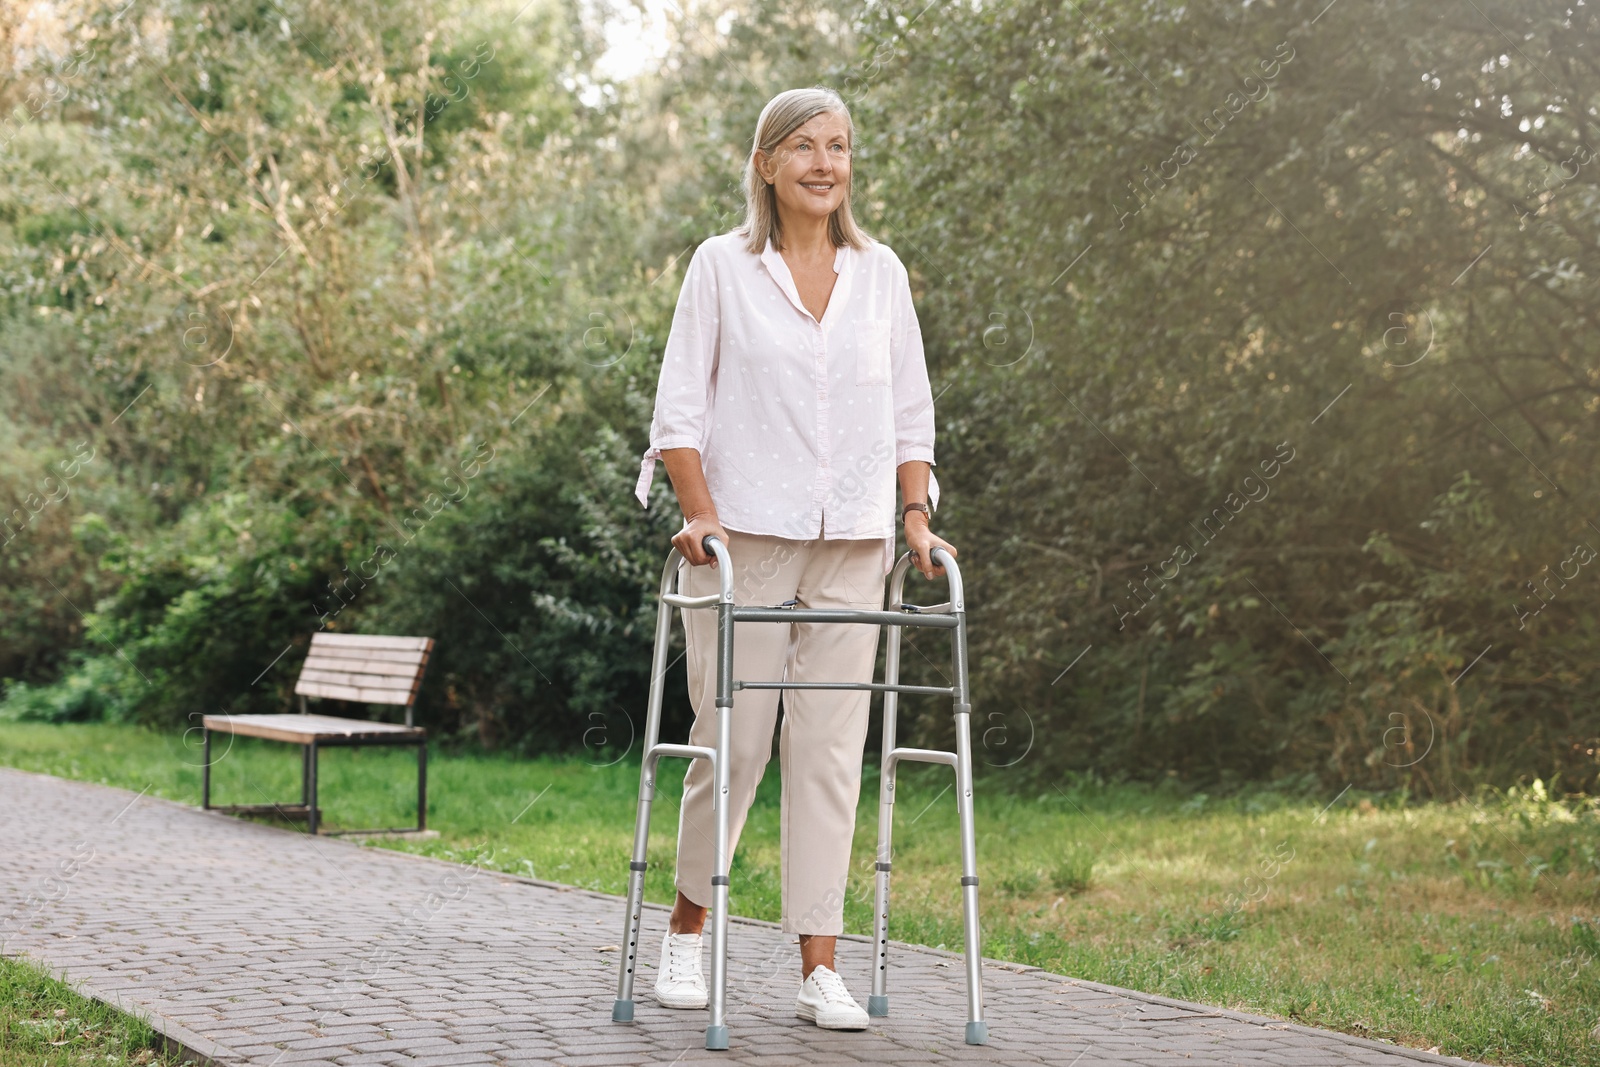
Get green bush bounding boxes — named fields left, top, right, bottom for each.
left=3, top=0, right=1599, bottom=795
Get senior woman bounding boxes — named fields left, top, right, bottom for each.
left=633, top=86, right=956, bottom=1031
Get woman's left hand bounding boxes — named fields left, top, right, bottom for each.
left=904, top=514, right=957, bottom=580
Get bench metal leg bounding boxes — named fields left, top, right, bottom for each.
left=307, top=739, right=320, bottom=835
left=417, top=741, right=427, bottom=832
left=205, top=731, right=424, bottom=836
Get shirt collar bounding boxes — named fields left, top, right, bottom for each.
left=760, top=236, right=848, bottom=275
left=759, top=237, right=849, bottom=324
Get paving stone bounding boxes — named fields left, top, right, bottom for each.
left=0, top=768, right=1491, bottom=1067
left=399, top=1053, right=507, bottom=1067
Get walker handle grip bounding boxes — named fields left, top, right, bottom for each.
left=701, top=534, right=721, bottom=557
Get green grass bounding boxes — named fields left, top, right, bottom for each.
left=0, top=953, right=192, bottom=1066
left=2, top=721, right=1599, bottom=1067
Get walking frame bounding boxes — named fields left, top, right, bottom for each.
left=610, top=535, right=987, bottom=1050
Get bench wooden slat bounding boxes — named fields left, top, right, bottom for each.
left=202, top=713, right=424, bottom=743
left=303, top=646, right=430, bottom=666
left=292, top=633, right=433, bottom=722
left=298, top=667, right=418, bottom=691
left=295, top=680, right=416, bottom=706
left=309, top=634, right=433, bottom=652
left=301, top=655, right=421, bottom=679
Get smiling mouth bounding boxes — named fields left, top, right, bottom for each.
left=801, top=182, right=834, bottom=192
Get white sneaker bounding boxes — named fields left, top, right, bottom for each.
left=653, top=930, right=708, bottom=1009
left=795, top=964, right=869, bottom=1030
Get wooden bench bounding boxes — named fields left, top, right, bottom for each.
left=201, top=634, right=435, bottom=835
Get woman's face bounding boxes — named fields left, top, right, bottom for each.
left=758, top=111, right=851, bottom=228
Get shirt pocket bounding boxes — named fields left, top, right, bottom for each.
left=853, top=318, right=892, bottom=386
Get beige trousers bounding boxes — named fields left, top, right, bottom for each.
left=672, top=531, right=887, bottom=936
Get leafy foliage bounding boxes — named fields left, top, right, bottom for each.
left=2, top=0, right=1598, bottom=794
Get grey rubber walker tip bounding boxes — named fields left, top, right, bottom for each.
left=966, top=1020, right=989, bottom=1045
left=868, top=994, right=889, bottom=1017
left=611, top=1000, right=634, bottom=1023
left=705, top=1024, right=729, bottom=1050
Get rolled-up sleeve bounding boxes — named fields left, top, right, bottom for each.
left=635, top=244, right=720, bottom=507
left=887, top=254, right=940, bottom=510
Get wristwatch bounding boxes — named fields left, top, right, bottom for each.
left=901, top=502, right=930, bottom=523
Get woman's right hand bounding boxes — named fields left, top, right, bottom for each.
left=674, top=511, right=729, bottom=568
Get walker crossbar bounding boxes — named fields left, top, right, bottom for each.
left=733, top=606, right=960, bottom=627
left=610, top=535, right=988, bottom=1050
left=734, top=681, right=956, bottom=697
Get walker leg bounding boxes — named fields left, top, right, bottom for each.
left=705, top=595, right=734, bottom=1050
left=951, top=611, right=987, bottom=1045
left=612, top=774, right=653, bottom=1022
left=870, top=619, right=904, bottom=1018
left=868, top=842, right=893, bottom=1016
left=615, top=582, right=678, bottom=1023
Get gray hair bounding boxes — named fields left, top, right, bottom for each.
left=736, top=86, right=873, bottom=255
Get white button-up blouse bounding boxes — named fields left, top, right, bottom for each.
left=634, top=230, right=940, bottom=575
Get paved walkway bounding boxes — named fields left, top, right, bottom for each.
left=0, top=767, right=1489, bottom=1067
